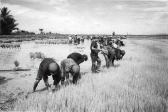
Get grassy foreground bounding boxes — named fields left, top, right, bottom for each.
left=10, top=38, right=168, bottom=112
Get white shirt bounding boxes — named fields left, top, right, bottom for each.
left=113, top=43, right=117, bottom=48
left=69, top=36, right=72, bottom=40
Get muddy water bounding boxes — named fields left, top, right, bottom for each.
left=0, top=39, right=119, bottom=111
left=0, top=40, right=92, bottom=71
left=0, top=39, right=95, bottom=100
left=0, top=39, right=108, bottom=94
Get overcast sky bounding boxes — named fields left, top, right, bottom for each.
left=1, top=0, right=168, bottom=35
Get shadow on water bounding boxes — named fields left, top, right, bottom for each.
left=0, top=77, right=13, bottom=85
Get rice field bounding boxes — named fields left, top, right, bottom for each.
left=0, top=37, right=168, bottom=112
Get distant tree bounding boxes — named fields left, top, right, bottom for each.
left=0, top=7, right=18, bottom=35
left=21, top=30, right=25, bottom=33
left=39, top=29, right=43, bottom=34
left=112, top=31, right=115, bottom=36
left=15, top=28, right=19, bottom=31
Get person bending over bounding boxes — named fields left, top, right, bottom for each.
left=60, top=58, right=80, bottom=84
left=67, top=52, right=88, bottom=65
left=33, top=58, right=61, bottom=92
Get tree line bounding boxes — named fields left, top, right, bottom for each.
left=1, top=7, right=116, bottom=36
left=0, top=7, right=37, bottom=35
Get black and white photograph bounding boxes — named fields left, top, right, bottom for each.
left=0, top=0, right=168, bottom=111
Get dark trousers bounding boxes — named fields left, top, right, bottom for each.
left=90, top=54, right=101, bottom=73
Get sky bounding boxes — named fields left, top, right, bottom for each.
left=1, top=0, right=168, bottom=35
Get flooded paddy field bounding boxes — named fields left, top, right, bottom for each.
left=0, top=37, right=168, bottom=111
left=0, top=39, right=96, bottom=110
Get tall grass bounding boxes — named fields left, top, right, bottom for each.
left=10, top=39, right=168, bottom=112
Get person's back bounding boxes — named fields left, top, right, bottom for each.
left=61, top=58, right=77, bottom=68
left=33, top=58, right=61, bottom=92
left=67, top=53, right=84, bottom=64
left=38, top=58, right=57, bottom=76
left=60, top=58, right=80, bottom=84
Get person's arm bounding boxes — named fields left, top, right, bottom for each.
left=52, top=67, right=61, bottom=86
left=91, top=42, right=102, bottom=51
left=33, top=80, right=40, bottom=92
left=33, top=65, right=43, bottom=92
left=43, top=77, right=50, bottom=89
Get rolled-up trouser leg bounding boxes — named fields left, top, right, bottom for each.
left=103, top=54, right=110, bottom=68
left=111, top=58, right=115, bottom=66
left=97, top=57, right=101, bottom=71
left=91, top=54, right=97, bottom=73
left=92, top=61, right=97, bottom=73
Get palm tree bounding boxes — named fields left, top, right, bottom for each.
left=39, top=29, right=43, bottom=34
left=0, top=7, right=18, bottom=35
left=1, top=7, right=11, bottom=22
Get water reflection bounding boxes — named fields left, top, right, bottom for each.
left=0, top=40, right=92, bottom=70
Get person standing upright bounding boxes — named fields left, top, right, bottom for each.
left=90, top=38, right=102, bottom=73
left=68, top=35, right=72, bottom=44
left=74, top=35, right=77, bottom=44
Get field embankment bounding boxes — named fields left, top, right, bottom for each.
left=1, top=38, right=168, bottom=112
left=0, top=34, right=68, bottom=44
